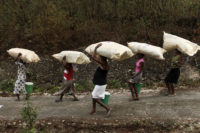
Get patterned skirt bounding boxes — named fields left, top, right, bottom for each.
left=14, top=78, right=27, bottom=94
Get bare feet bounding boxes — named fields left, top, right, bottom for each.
left=73, top=98, right=79, bottom=101
left=134, top=97, right=139, bottom=101
left=90, top=111, right=96, bottom=115
left=107, top=108, right=111, bottom=117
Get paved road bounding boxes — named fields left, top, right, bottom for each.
left=1, top=89, right=200, bottom=121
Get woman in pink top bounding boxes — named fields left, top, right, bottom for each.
left=129, top=54, right=144, bottom=100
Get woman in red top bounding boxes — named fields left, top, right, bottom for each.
left=55, top=56, right=79, bottom=102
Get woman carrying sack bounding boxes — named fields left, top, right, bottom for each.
left=14, top=53, right=29, bottom=101
left=90, top=43, right=111, bottom=117
left=128, top=54, right=145, bottom=101
left=165, top=49, right=182, bottom=96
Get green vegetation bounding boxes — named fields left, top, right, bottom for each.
left=108, top=79, right=125, bottom=89
left=0, top=0, right=199, bottom=55
left=0, top=79, right=15, bottom=93
left=21, top=102, right=38, bottom=133
left=1, top=78, right=200, bottom=95
left=33, top=85, right=60, bottom=93
left=179, top=79, right=200, bottom=87
left=74, top=80, right=94, bottom=92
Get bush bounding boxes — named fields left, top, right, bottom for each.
left=75, top=80, right=94, bottom=92
left=108, top=79, right=122, bottom=89
left=21, top=102, right=37, bottom=130
left=0, top=79, right=15, bottom=92
left=0, top=0, right=199, bottom=55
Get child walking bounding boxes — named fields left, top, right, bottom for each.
left=165, top=49, right=182, bottom=96
left=128, top=54, right=145, bottom=101
left=55, top=56, right=79, bottom=102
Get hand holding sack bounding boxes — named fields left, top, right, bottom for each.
left=85, top=41, right=134, bottom=61
left=163, top=32, right=200, bottom=56
left=127, top=42, right=166, bottom=60
left=7, top=48, right=40, bottom=63
left=52, top=51, right=91, bottom=64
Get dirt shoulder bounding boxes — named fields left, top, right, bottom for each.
left=1, top=87, right=200, bottom=132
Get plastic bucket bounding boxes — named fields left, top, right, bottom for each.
left=136, top=83, right=142, bottom=94
left=25, top=82, right=34, bottom=94
left=101, top=92, right=110, bottom=106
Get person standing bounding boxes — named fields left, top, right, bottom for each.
left=165, top=49, right=182, bottom=96
left=55, top=56, right=79, bottom=102
left=90, top=43, right=111, bottom=116
left=128, top=54, right=145, bottom=101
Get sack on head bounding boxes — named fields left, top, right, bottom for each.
left=85, top=41, right=134, bottom=61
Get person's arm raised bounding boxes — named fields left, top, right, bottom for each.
left=62, top=56, right=66, bottom=67
left=92, top=43, right=104, bottom=65
left=15, top=53, right=22, bottom=62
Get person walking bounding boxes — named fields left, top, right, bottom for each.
left=90, top=43, right=111, bottom=116
left=165, top=49, right=182, bottom=96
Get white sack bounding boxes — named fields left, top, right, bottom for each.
left=127, top=42, right=166, bottom=60
left=85, top=41, right=134, bottom=61
left=7, top=48, right=40, bottom=63
left=52, top=51, right=91, bottom=64
left=163, top=32, right=200, bottom=56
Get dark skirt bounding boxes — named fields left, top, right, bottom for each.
left=165, top=68, right=180, bottom=84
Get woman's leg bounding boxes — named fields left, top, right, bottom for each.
left=72, top=93, right=79, bottom=101
left=60, top=93, right=64, bottom=101
left=133, top=83, right=139, bottom=100
left=129, top=82, right=135, bottom=99
left=71, top=84, right=79, bottom=101
left=55, top=93, right=64, bottom=102
left=90, top=98, right=96, bottom=115
left=16, top=94, right=20, bottom=101
left=165, top=82, right=171, bottom=95
left=55, top=82, right=66, bottom=102
left=95, top=99, right=111, bottom=116
left=171, top=83, right=175, bottom=95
